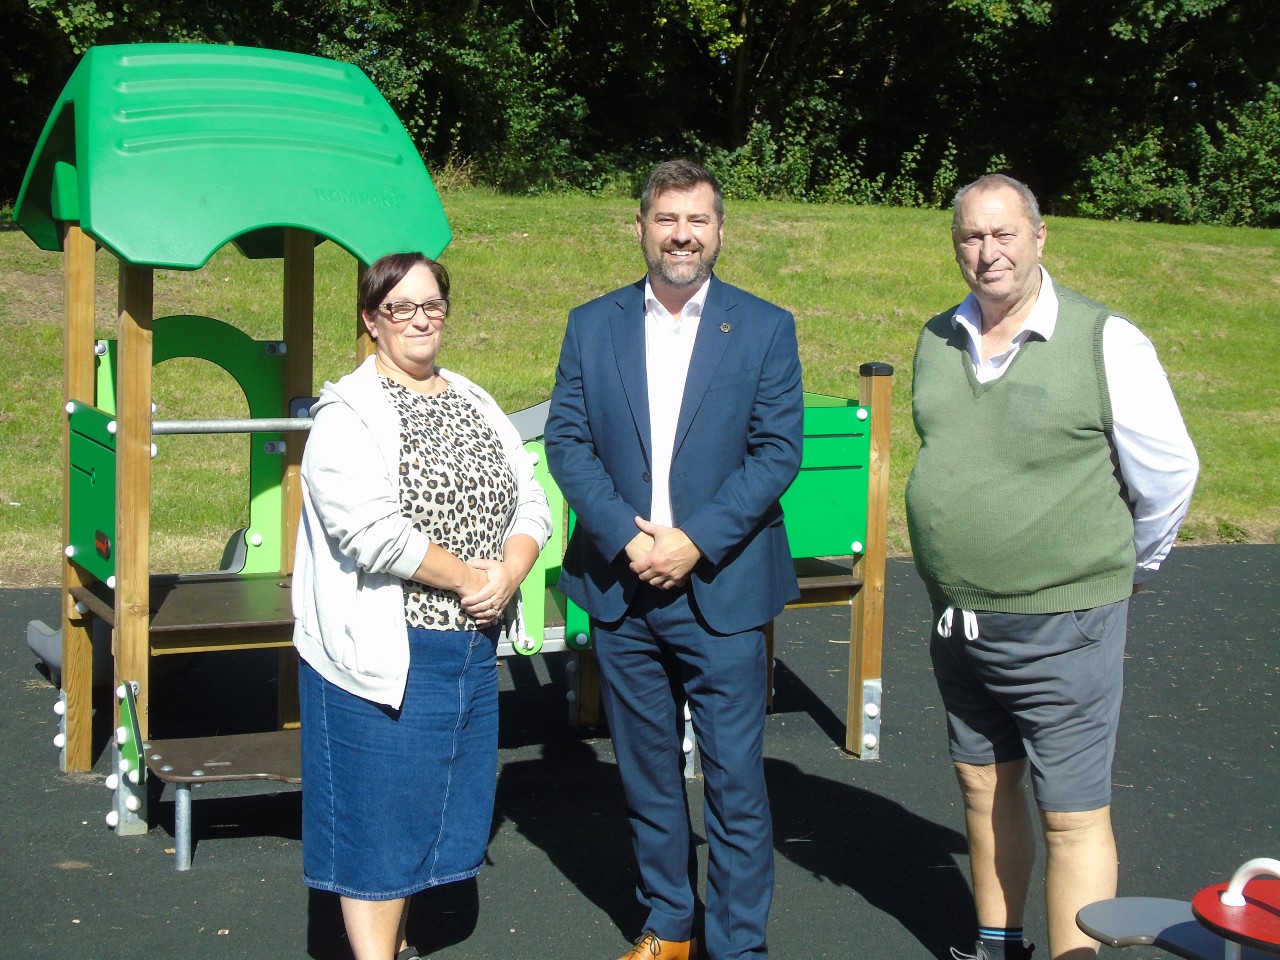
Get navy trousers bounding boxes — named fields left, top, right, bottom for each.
left=592, top=586, right=773, bottom=960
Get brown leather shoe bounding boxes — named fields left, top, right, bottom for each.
left=616, top=931, right=697, bottom=960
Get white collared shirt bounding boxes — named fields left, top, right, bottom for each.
left=644, top=278, right=710, bottom=526
left=951, top=266, right=1199, bottom=583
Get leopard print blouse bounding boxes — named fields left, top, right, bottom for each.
left=381, top=377, right=517, bottom=630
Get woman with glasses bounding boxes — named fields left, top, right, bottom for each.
left=291, top=252, right=552, bottom=960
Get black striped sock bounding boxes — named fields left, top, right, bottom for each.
left=977, top=927, right=1026, bottom=958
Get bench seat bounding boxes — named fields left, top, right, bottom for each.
left=1077, top=897, right=1274, bottom=959
left=144, top=729, right=301, bottom=870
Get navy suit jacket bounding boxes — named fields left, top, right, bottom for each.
left=544, top=274, right=804, bottom=635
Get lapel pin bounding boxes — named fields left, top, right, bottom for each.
left=720, top=322, right=731, bottom=333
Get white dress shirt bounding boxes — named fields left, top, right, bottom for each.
left=644, top=278, right=710, bottom=527
left=951, top=266, right=1199, bottom=584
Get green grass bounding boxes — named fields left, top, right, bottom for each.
left=1, top=191, right=1276, bottom=586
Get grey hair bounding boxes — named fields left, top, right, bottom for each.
left=952, top=174, right=1042, bottom=233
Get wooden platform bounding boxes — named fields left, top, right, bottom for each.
left=144, top=729, right=302, bottom=870
left=70, top=572, right=295, bottom=655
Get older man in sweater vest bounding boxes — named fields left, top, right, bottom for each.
left=906, top=174, right=1198, bottom=960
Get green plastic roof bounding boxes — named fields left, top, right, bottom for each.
left=14, top=44, right=451, bottom=268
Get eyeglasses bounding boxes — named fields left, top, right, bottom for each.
left=380, top=299, right=450, bottom=321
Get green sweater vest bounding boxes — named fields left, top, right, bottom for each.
left=905, top=285, right=1136, bottom=614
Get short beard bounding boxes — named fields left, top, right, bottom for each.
left=647, top=247, right=719, bottom=289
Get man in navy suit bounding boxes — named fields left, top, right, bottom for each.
left=545, top=159, right=804, bottom=960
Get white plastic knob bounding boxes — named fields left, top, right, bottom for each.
left=248, top=533, right=263, bottom=547
left=65, top=401, right=77, bottom=414
left=865, top=703, right=880, bottom=719
left=528, top=451, right=540, bottom=464
left=857, top=408, right=869, bottom=421
left=150, top=443, right=158, bottom=459
left=683, top=703, right=692, bottom=721
left=682, top=737, right=694, bottom=753
left=565, top=659, right=577, bottom=675
left=104, top=773, right=119, bottom=791
left=118, top=758, right=130, bottom=774
left=74, top=601, right=88, bottom=614
left=574, top=633, right=588, bottom=646
left=566, top=690, right=577, bottom=703
left=105, top=810, right=119, bottom=828
left=53, top=700, right=65, bottom=716
left=53, top=733, right=66, bottom=749
left=851, top=541, right=864, bottom=554
left=64, top=545, right=75, bottom=558
left=116, top=683, right=128, bottom=700
left=863, top=734, right=878, bottom=750
left=115, top=726, right=128, bottom=745
left=128, top=769, right=140, bottom=785
left=124, top=795, right=141, bottom=812
left=107, top=420, right=117, bottom=434
left=106, top=576, right=116, bottom=589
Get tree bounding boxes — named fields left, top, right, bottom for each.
left=6, top=0, right=1277, bottom=220
left=2, top=0, right=74, bottom=206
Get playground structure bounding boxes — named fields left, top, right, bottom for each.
left=15, top=42, right=453, bottom=832
left=15, top=43, right=893, bottom=865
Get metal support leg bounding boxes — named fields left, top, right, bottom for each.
left=174, top=784, right=193, bottom=871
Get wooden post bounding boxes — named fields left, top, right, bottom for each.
left=575, top=649, right=603, bottom=728
left=59, top=224, right=97, bottom=772
left=280, top=228, right=314, bottom=572
left=846, top=362, right=893, bottom=756
left=355, top=260, right=374, bottom=364
left=278, top=228, right=314, bottom=727
left=115, top=263, right=154, bottom=760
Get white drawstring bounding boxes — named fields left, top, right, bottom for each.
left=937, top=606, right=979, bottom=641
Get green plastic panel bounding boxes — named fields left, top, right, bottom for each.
left=68, top=402, right=118, bottom=583
left=16, top=43, right=450, bottom=268
left=563, top=510, right=591, bottom=650
left=154, top=316, right=286, bottom=575
left=93, top=315, right=287, bottom=575
left=515, top=440, right=562, bottom=653
left=94, top=339, right=117, bottom=415
left=115, top=681, right=145, bottom=786
left=780, top=393, right=871, bottom=559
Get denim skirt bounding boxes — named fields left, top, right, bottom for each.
left=299, top=625, right=499, bottom=900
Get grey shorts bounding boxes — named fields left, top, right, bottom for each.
left=929, top=598, right=1130, bottom=813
